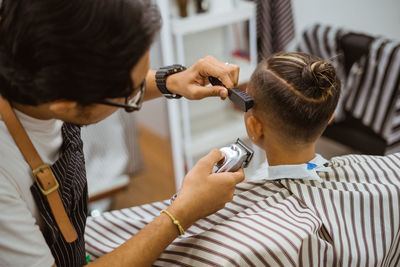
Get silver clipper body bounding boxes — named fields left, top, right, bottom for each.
left=170, top=138, right=253, bottom=203
left=212, top=138, right=254, bottom=173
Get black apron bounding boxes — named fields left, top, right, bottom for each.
left=31, top=123, right=88, bottom=267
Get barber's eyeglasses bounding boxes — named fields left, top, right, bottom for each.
left=99, top=80, right=146, bottom=112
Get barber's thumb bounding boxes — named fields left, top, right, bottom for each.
left=207, top=85, right=228, bottom=99
left=212, top=86, right=228, bottom=99
left=194, top=85, right=227, bottom=99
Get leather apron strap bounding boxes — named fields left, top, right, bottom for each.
left=0, top=96, right=78, bottom=243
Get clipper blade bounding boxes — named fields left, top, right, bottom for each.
left=235, top=138, right=254, bottom=168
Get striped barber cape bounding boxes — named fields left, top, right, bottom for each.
left=85, top=153, right=400, bottom=266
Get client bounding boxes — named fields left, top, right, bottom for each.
left=85, top=52, right=400, bottom=266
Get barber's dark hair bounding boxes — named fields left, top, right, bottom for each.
left=249, top=52, right=341, bottom=142
left=0, top=0, right=161, bottom=106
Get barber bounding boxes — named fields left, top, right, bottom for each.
left=0, top=1, right=244, bottom=266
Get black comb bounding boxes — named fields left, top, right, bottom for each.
left=208, top=76, right=254, bottom=112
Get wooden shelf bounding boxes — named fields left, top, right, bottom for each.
left=170, top=1, right=256, bottom=36
left=88, top=174, right=130, bottom=200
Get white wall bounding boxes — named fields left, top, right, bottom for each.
left=291, top=0, right=400, bottom=43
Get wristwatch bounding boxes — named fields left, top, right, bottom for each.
left=155, top=64, right=186, bottom=99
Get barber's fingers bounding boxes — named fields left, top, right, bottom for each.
left=213, top=168, right=245, bottom=184
left=194, top=149, right=225, bottom=173
left=191, top=150, right=245, bottom=184
left=195, top=56, right=240, bottom=88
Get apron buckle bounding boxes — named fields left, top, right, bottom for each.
left=33, top=164, right=59, bottom=196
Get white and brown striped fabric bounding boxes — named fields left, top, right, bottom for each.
left=344, top=38, right=400, bottom=155
left=297, top=23, right=349, bottom=121
left=297, top=24, right=347, bottom=62
left=85, top=153, right=400, bottom=266
left=254, top=0, right=295, bottom=61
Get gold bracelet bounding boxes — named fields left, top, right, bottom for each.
left=160, top=209, right=185, bottom=235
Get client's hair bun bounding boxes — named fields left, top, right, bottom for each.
left=301, top=60, right=337, bottom=98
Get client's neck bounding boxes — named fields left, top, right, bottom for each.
left=264, top=139, right=316, bottom=166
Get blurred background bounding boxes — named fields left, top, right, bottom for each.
left=86, top=0, right=400, bottom=213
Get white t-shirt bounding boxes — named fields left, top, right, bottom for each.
left=0, top=109, right=61, bottom=267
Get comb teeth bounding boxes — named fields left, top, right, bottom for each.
left=228, top=88, right=254, bottom=112
left=208, top=76, right=254, bottom=112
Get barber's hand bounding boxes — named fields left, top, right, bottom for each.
left=166, top=56, right=240, bottom=100
left=168, top=149, right=244, bottom=228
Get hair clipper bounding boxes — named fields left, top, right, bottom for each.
left=170, top=139, right=254, bottom=203
left=212, top=138, right=254, bottom=173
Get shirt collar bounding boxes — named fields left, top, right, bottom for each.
left=248, top=154, right=330, bottom=182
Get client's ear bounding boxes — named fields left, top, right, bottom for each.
left=245, top=113, right=264, bottom=143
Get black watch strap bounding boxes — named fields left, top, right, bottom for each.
left=155, top=64, right=186, bottom=99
